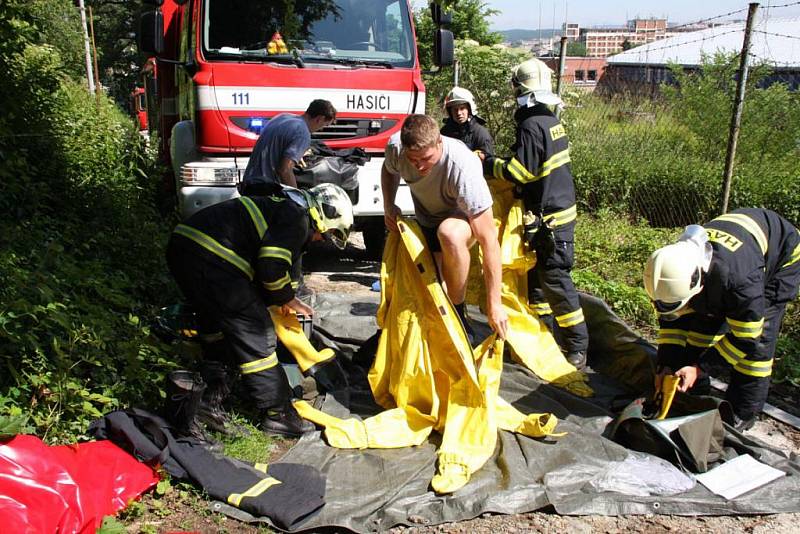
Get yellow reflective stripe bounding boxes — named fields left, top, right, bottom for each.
left=262, top=272, right=291, bottom=291
left=658, top=328, right=687, bottom=346
left=532, top=302, right=553, bottom=315
left=258, top=246, right=292, bottom=264
left=493, top=157, right=506, bottom=180
left=726, top=317, right=764, bottom=339
left=686, top=331, right=724, bottom=347
left=537, top=149, right=571, bottom=178
left=240, top=353, right=278, bottom=374
left=291, top=280, right=299, bottom=289
left=782, top=243, right=800, bottom=268
left=556, top=308, right=585, bottom=328
left=543, top=204, right=577, bottom=227
left=254, top=463, right=269, bottom=473
left=239, top=196, right=268, bottom=239
left=508, top=157, right=537, bottom=182
left=173, top=224, right=254, bottom=280
left=227, top=477, right=282, bottom=507
left=714, top=213, right=767, bottom=255
left=715, top=337, right=773, bottom=377
left=308, top=206, right=327, bottom=233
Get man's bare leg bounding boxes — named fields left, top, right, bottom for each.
left=436, top=217, right=475, bottom=305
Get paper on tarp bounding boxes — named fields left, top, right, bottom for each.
left=696, top=454, right=786, bottom=500
left=217, top=292, right=800, bottom=532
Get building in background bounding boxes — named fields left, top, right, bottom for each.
left=600, top=17, right=800, bottom=96
left=562, top=19, right=670, bottom=57
left=540, top=56, right=607, bottom=90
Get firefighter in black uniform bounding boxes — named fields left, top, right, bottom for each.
left=483, top=58, right=589, bottom=369
left=440, top=86, right=494, bottom=161
left=644, top=208, right=800, bottom=431
left=166, top=183, right=353, bottom=437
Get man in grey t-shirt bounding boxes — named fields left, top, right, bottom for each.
left=241, top=99, right=336, bottom=195
left=381, top=114, right=508, bottom=341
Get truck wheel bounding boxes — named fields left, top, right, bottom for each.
left=362, top=219, right=387, bottom=260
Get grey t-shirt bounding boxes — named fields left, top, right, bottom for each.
left=383, top=133, right=493, bottom=227
left=243, top=114, right=311, bottom=186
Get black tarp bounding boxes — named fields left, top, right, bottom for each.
left=215, top=292, right=800, bottom=532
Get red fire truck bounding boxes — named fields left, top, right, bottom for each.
left=130, top=87, right=148, bottom=132
left=138, top=0, right=453, bottom=254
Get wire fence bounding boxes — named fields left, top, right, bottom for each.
left=546, top=2, right=800, bottom=229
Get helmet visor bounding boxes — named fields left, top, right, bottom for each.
left=325, top=228, right=349, bottom=250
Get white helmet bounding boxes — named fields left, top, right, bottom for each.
left=306, top=183, right=354, bottom=250
left=444, top=86, right=477, bottom=116
left=511, top=58, right=563, bottom=106
left=643, top=241, right=706, bottom=317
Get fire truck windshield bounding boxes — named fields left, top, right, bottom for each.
left=203, top=0, right=415, bottom=68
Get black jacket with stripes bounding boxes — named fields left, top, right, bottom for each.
left=484, top=104, right=576, bottom=219
left=171, top=195, right=313, bottom=306
left=656, top=208, right=800, bottom=376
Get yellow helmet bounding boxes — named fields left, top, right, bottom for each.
left=306, top=183, right=353, bottom=250
left=444, top=86, right=478, bottom=116
left=511, top=58, right=563, bottom=106
left=643, top=241, right=706, bottom=317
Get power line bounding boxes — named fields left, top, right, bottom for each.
left=624, top=29, right=741, bottom=55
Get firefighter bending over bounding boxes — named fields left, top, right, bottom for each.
left=166, top=184, right=353, bottom=437
left=644, top=208, right=800, bottom=432
left=483, top=58, right=588, bottom=369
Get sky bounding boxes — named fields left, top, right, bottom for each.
left=485, top=0, right=800, bottom=30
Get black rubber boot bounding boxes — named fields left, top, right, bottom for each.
left=454, top=302, right=478, bottom=348
left=166, top=370, right=223, bottom=452
left=565, top=350, right=587, bottom=370
left=261, top=404, right=315, bottom=438
left=196, top=361, right=250, bottom=437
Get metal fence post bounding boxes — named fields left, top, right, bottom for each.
left=556, top=36, right=568, bottom=96
left=719, top=2, right=759, bottom=215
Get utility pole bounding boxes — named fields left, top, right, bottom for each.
left=719, top=2, right=759, bottom=215
left=77, top=0, right=95, bottom=94
left=89, top=6, right=101, bottom=98
left=556, top=37, right=568, bottom=96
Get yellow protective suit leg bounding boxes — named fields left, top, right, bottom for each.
left=487, top=183, right=593, bottom=398
left=495, top=397, right=564, bottom=438
left=292, top=400, right=434, bottom=449
left=433, top=335, right=504, bottom=494
left=270, top=309, right=335, bottom=373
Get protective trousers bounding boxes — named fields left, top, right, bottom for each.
left=293, top=219, right=562, bottom=495
left=167, top=243, right=290, bottom=411
left=528, top=222, right=589, bottom=355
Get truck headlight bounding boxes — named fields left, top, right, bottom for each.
left=180, top=164, right=239, bottom=186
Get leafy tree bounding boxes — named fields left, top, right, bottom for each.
left=414, top=0, right=502, bottom=69
left=566, top=41, right=586, bottom=57
left=425, top=41, right=530, bottom=154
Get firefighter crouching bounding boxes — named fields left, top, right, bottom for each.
left=483, top=58, right=589, bottom=369
left=166, top=184, right=354, bottom=438
left=644, top=208, right=800, bottom=431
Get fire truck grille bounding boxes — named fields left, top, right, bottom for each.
left=312, top=118, right=396, bottom=140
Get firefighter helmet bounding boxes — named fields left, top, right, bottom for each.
left=444, top=86, right=478, bottom=116
left=643, top=241, right=706, bottom=316
left=306, top=183, right=353, bottom=250
left=511, top=58, right=563, bottom=106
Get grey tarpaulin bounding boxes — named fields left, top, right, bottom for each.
left=215, top=292, right=800, bottom=532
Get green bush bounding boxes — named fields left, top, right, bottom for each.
left=0, top=0, right=177, bottom=442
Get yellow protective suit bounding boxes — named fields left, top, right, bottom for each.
left=487, top=180, right=593, bottom=397
left=270, top=309, right=335, bottom=373
left=294, top=219, right=561, bottom=495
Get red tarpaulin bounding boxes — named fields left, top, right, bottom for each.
left=0, top=435, right=159, bottom=533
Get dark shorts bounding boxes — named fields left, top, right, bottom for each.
left=420, top=223, right=442, bottom=253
